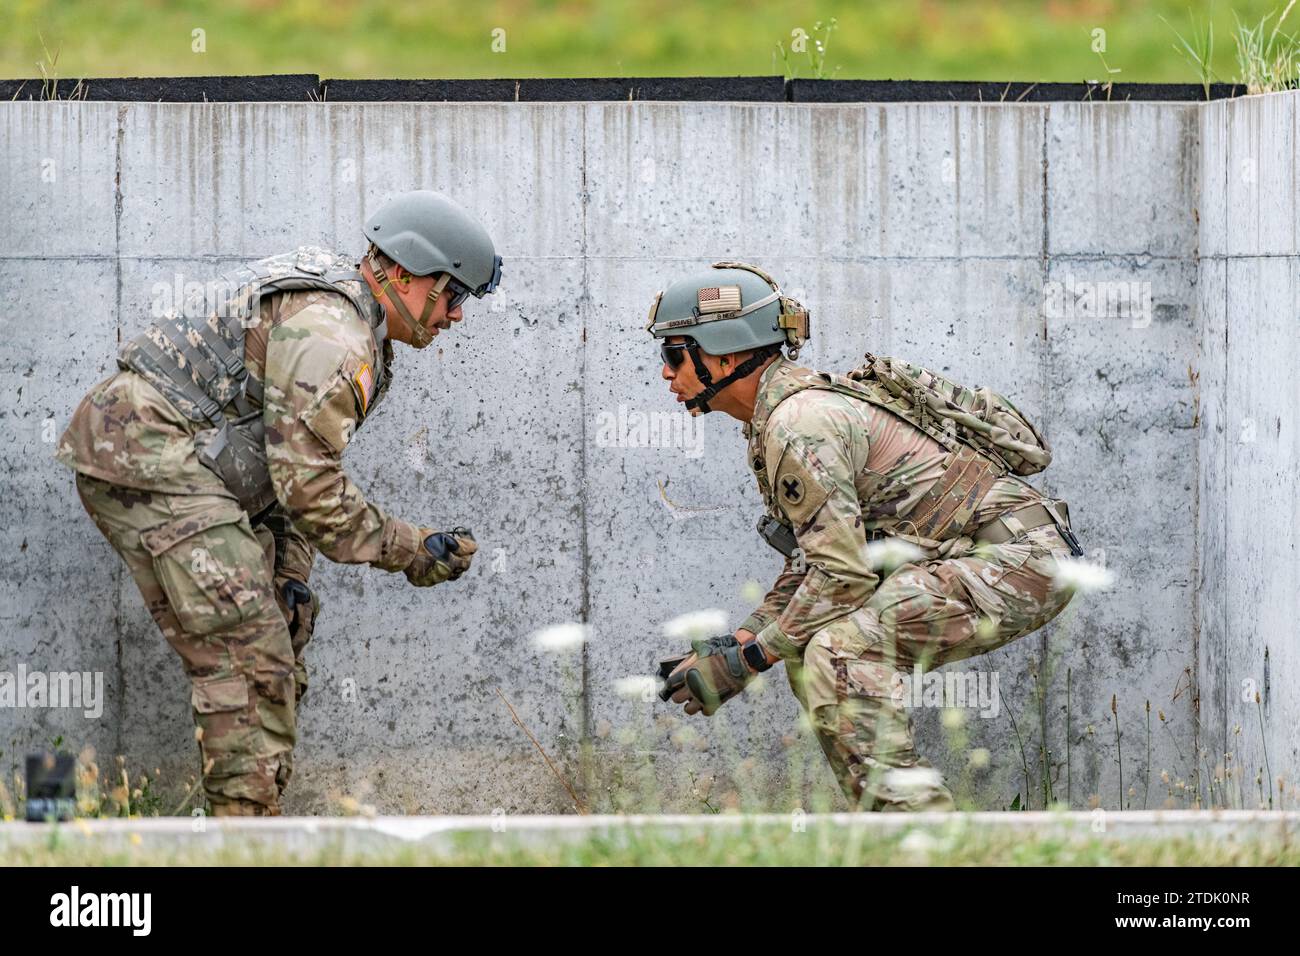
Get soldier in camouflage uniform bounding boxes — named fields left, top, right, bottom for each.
left=652, top=262, right=1085, bottom=811
left=56, top=190, right=503, bottom=816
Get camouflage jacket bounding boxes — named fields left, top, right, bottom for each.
left=56, top=259, right=424, bottom=573
left=740, top=358, right=1043, bottom=659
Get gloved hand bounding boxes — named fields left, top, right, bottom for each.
left=280, top=579, right=317, bottom=642
left=657, top=634, right=754, bottom=716
left=403, top=527, right=477, bottom=587
left=278, top=579, right=319, bottom=703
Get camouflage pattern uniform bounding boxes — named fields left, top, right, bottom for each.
left=56, top=254, right=424, bottom=815
left=740, top=358, right=1077, bottom=811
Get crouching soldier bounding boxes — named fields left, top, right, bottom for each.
left=651, top=262, right=1084, bottom=811
left=56, top=190, right=502, bottom=816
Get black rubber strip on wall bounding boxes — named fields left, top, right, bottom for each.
left=323, top=76, right=787, bottom=101
left=0, top=74, right=1246, bottom=103
left=788, top=79, right=1244, bottom=102
left=0, top=74, right=321, bottom=102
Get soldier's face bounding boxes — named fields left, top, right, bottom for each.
left=380, top=268, right=465, bottom=344
left=661, top=335, right=725, bottom=405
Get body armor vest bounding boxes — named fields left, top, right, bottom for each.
left=118, top=247, right=390, bottom=517
left=749, top=361, right=1009, bottom=549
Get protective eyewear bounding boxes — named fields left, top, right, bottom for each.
left=660, top=341, right=695, bottom=369
left=445, top=276, right=473, bottom=310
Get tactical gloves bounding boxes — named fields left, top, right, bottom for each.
left=403, top=527, right=477, bottom=587
left=280, top=579, right=318, bottom=644
left=278, top=579, right=318, bottom=704
left=658, top=634, right=764, bottom=716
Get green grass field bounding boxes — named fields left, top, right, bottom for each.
left=0, top=0, right=1291, bottom=85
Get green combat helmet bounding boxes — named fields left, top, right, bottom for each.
left=646, top=261, right=810, bottom=413
left=363, top=189, right=503, bottom=348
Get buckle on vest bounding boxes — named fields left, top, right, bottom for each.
left=198, top=395, right=223, bottom=423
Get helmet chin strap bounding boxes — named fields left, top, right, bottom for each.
left=367, top=249, right=449, bottom=349
left=683, top=344, right=774, bottom=415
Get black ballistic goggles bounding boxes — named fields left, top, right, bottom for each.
left=660, top=341, right=695, bottom=369
left=448, top=254, right=504, bottom=308
left=445, top=277, right=473, bottom=310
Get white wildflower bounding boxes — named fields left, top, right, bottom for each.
left=613, top=675, right=657, bottom=701
left=865, top=538, right=926, bottom=572
left=899, top=830, right=938, bottom=856
left=531, top=622, right=590, bottom=652
left=884, top=766, right=945, bottom=793
left=662, top=608, right=728, bottom=640
left=1051, top=556, right=1115, bottom=592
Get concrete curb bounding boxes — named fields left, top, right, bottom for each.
left=2, top=811, right=1296, bottom=856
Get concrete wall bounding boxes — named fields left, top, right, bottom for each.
left=1197, top=91, right=1299, bottom=812
left=0, top=94, right=1290, bottom=814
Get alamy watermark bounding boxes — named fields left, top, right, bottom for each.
left=0, top=665, right=104, bottom=719
left=1043, top=272, right=1152, bottom=329
left=594, top=404, right=704, bottom=458
left=892, top=664, right=999, bottom=718
left=149, top=274, right=263, bottom=328
left=50, top=886, right=151, bottom=935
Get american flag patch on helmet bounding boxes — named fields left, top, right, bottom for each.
left=697, top=285, right=742, bottom=314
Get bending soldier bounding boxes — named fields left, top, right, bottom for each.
left=652, top=262, right=1083, bottom=811
left=56, top=190, right=501, bottom=816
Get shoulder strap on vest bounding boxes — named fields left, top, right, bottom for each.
left=752, top=359, right=965, bottom=456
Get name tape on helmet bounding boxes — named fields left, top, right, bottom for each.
left=649, top=289, right=780, bottom=335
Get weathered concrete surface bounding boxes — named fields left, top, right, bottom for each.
left=1197, top=91, right=1300, bottom=815
left=0, top=94, right=1294, bottom=815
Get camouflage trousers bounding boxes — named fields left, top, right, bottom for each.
left=785, top=523, right=1075, bottom=811
left=75, top=473, right=318, bottom=815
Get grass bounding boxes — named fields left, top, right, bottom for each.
left=1, top=525, right=1284, bottom=836
left=0, top=0, right=1293, bottom=84
left=1231, top=0, right=1300, bottom=91
left=2, top=818, right=1297, bottom=866
left=1163, top=7, right=1218, bottom=98
left=5, top=595, right=1286, bottom=826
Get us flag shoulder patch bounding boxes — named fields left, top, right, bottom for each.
left=353, top=363, right=374, bottom=413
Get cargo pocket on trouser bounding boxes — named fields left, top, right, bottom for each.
left=835, top=656, right=953, bottom=811
left=191, top=672, right=293, bottom=808
left=931, top=541, right=1036, bottom=665
left=191, top=673, right=272, bottom=806
left=139, top=502, right=264, bottom=637
left=977, top=534, right=1066, bottom=646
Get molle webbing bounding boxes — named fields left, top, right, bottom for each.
left=117, top=251, right=380, bottom=425
left=904, top=444, right=1003, bottom=540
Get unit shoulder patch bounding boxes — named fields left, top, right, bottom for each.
left=770, top=440, right=831, bottom=527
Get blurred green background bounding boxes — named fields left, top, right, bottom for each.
left=0, top=0, right=1287, bottom=83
